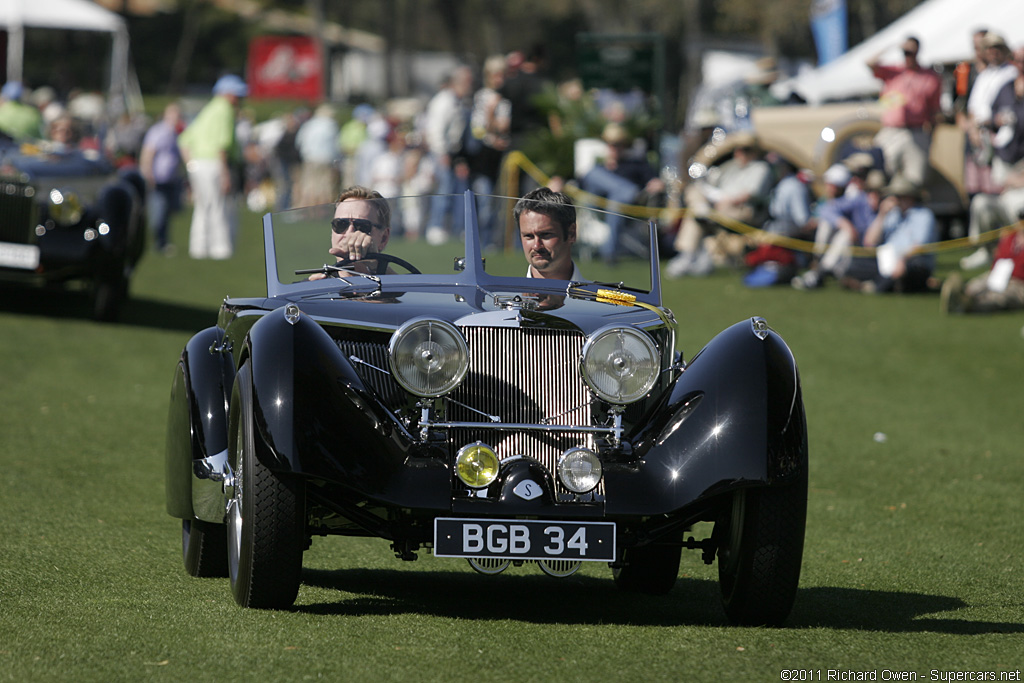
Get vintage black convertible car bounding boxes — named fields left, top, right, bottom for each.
left=0, top=137, right=146, bottom=321
left=165, top=191, right=808, bottom=625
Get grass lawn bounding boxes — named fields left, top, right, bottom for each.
left=1, top=206, right=1022, bottom=682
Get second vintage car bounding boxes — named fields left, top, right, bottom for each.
left=0, top=134, right=146, bottom=321
left=165, top=190, right=808, bottom=625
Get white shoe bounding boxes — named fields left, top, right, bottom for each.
left=791, top=270, right=820, bottom=290
left=665, top=253, right=693, bottom=278
left=959, top=247, right=991, bottom=270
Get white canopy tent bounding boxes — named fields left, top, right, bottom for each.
left=0, top=0, right=134, bottom=111
left=788, top=0, right=1024, bottom=105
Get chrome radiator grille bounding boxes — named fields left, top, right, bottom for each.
left=450, top=327, right=600, bottom=497
left=0, top=181, right=36, bottom=244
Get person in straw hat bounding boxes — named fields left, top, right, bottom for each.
left=666, top=130, right=773, bottom=277
left=578, top=122, right=664, bottom=265
left=842, top=175, right=938, bottom=293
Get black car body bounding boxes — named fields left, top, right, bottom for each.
left=0, top=138, right=146, bottom=320
left=165, top=192, right=808, bottom=625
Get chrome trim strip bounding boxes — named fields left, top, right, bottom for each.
left=192, top=449, right=230, bottom=522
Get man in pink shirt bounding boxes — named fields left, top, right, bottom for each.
left=868, top=36, right=943, bottom=187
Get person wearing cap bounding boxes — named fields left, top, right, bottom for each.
left=793, top=164, right=886, bottom=289
left=844, top=175, right=938, bottom=293
left=0, top=81, right=44, bottom=140
left=666, top=131, right=772, bottom=277
left=867, top=36, right=942, bottom=188
left=178, top=74, right=248, bottom=259
left=578, top=122, right=664, bottom=265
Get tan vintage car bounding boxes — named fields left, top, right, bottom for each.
left=687, top=102, right=968, bottom=228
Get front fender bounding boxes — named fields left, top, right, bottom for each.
left=246, top=306, right=451, bottom=508
left=606, top=318, right=805, bottom=515
left=165, top=327, right=233, bottom=520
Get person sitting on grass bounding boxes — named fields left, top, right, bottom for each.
left=841, top=175, right=938, bottom=294
left=941, top=218, right=1024, bottom=314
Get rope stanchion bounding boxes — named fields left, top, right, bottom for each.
left=502, top=150, right=1011, bottom=258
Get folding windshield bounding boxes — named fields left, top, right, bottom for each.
left=264, top=192, right=658, bottom=300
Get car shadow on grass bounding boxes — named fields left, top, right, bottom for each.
left=299, top=568, right=1024, bottom=633
left=0, top=286, right=216, bottom=332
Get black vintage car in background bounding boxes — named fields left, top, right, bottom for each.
left=0, top=136, right=146, bottom=321
left=165, top=192, right=808, bottom=625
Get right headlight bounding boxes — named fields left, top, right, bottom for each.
left=580, top=326, right=659, bottom=404
left=388, top=318, right=469, bottom=397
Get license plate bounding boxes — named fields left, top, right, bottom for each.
left=434, top=517, right=616, bottom=562
left=0, top=242, right=40, bottom=270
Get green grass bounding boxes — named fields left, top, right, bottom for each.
left=1, top=208, right=1022, bottom=682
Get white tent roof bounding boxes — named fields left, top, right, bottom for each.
left=789, top=0, right=1024, bottom=105
left=0, top=0, right=133, bottom=112
left=0, top=0, right=125, bottom=33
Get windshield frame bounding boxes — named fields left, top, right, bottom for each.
left=261, top=190, right=663, bottom=306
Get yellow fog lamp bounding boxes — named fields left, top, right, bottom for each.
left=557, top=447, right=602, bottom=494
left=456, top=442, right=500, bottom=489
left=48, top=188, right=83, bottom=227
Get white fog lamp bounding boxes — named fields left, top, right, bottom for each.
left=557, top=447, right=602, bottom=494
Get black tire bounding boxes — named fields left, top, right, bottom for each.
left=182, top=519, right=228, bottom=578
left=717, top=475, right=807, bottom=626
left=226, top=362, right=305, bottom=609
left=92, top=270, right=127, bottom=322
left=612, top=534, right=682, bottom=595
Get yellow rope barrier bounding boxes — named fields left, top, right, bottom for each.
left=502, top=150, right=1013, bottom=258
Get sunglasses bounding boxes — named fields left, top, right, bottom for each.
left=331, top=217, right=381, bottom=235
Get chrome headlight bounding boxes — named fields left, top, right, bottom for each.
left=389, top=318, right=469, bottom=397
left=557, top=447, right=602, bottom=494
left=580, top=326, right=659, bottom=404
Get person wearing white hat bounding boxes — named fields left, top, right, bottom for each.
left=178, top=74, right=248, bottom=259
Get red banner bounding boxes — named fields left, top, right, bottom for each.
left=247, top=36, right=323, bottom=100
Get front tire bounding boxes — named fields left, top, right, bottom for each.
left=226, top=362, right=305, bottom=609
left=717, top=475, right=807, bottom=626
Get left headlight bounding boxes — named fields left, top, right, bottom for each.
left=580, top=326, right=659, bottom=404
left=389, top=318, right=469, bottom=397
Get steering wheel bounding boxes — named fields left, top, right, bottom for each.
left=333, top=252, right=421, bottom=275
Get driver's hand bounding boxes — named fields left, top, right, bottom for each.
left=334, top=231, right=374, bottom=261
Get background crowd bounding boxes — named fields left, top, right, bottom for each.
left=1, top=26, right=1022, bottom=318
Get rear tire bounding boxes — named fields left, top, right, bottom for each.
left=226, top=362, right=305, bottom=609
left=182, top=519, right=228, bottom=578
left=717, top=475, right=807, bottom=626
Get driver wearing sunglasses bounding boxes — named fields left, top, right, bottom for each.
left=310, top=186, right=392, bottom=280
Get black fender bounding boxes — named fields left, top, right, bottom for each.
left=245, top=306, right=451, bottom=508
left=95, top=180, right=135, bottom=260
left=116, top=167, right=147, bottom=268
left=165, top=327, right=234, bottom=520
left=605, top=318, right=805, bottom=516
